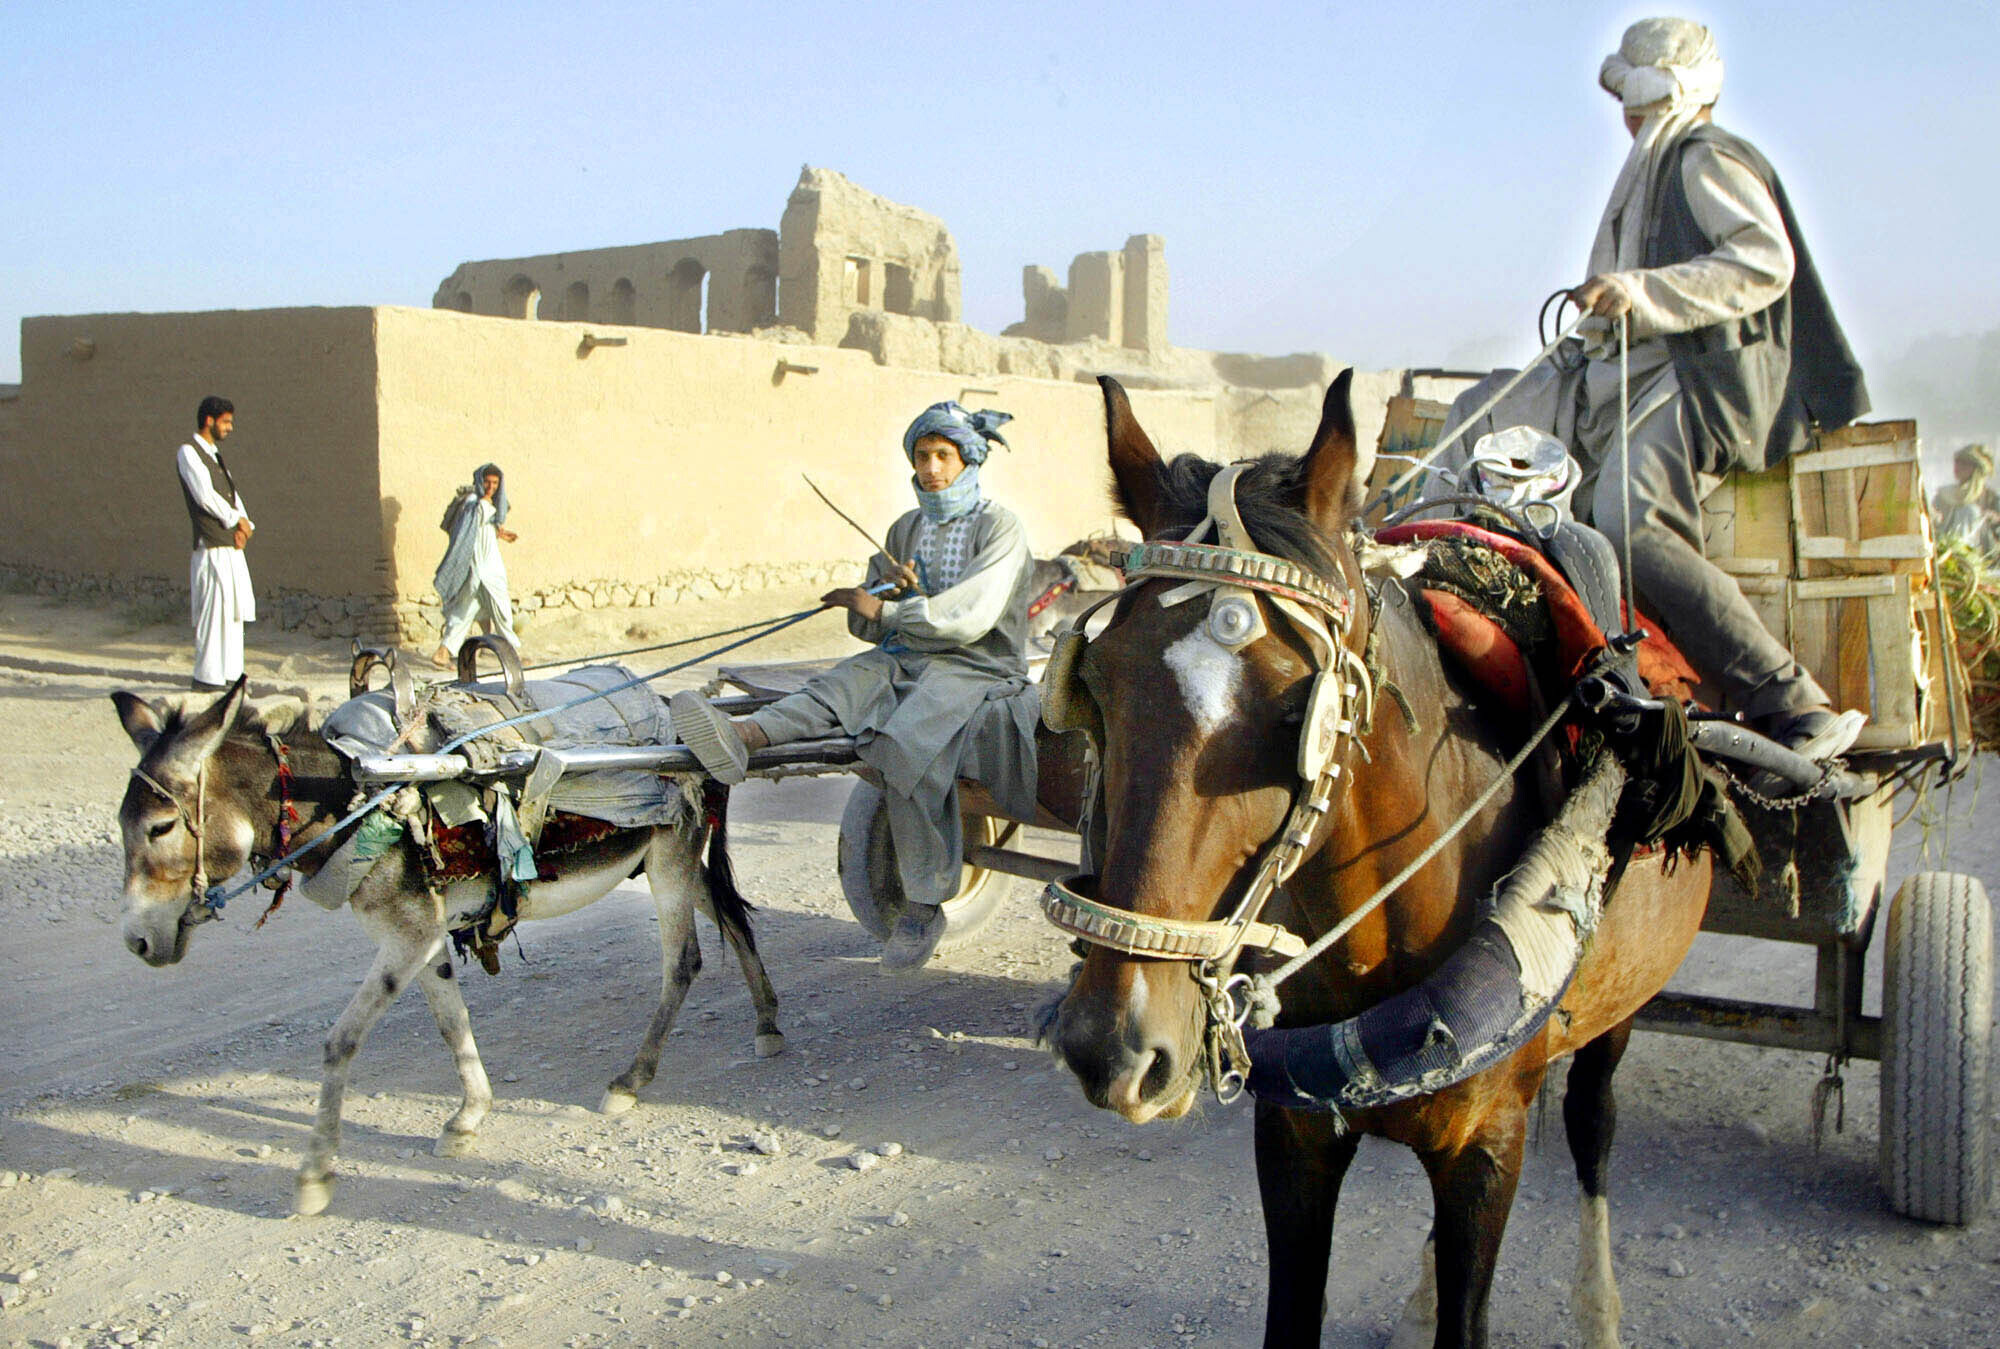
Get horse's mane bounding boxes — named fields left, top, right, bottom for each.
left=1144, top=451, right=1342, bottom=580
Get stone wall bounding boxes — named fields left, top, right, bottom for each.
left=432, top=229, right=779, bottom=335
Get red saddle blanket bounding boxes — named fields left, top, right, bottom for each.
left=1374, top=521, right=1699, bottom=717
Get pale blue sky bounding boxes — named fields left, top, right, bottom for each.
left=6, top=1, right=1996, bottom=431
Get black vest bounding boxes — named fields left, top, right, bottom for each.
left=180, top=441, right=242, bottom=549
left=1646, top=124, right=1869, bottom=471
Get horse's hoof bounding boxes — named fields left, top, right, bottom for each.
left=755, top=1032, right=786, bottom=1059
left=294, top=1174, right=334, bottom=1216
left=599, top=1088, right=638, bottom=1116
left=433, top=1129, right=479, bottom=1159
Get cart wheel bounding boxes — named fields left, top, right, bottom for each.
left=836, top=781, right=1008, bottom=948
left=1880, top=871, right=1993, bottom=1225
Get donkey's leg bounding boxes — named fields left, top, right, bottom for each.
left=416, top=955, right=493, bottom=1157
left=707, top=892, right=784, bottom=1059
left=695, top=802, right=784, bottom=1058
left=602, top=829, right=705, bottom=1115
left=1255, top=1101, right=1360, bottom=1348
left=1564, top=1021, right=1634, bottom=1349
left=297, top=915, right=445, bottom=1215
left=1421, top=1101, right=1528, bottom=1349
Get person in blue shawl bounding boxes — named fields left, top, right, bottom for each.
left=431, top=463, right=521, bottom=668
left=671, top=403, right=1039, bottom=971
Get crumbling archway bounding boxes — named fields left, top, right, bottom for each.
left=503, top=275, right=541, bottom=320
left=667, top=258, right=708, bottom=333
left=608, top=278, right=636, bottom=325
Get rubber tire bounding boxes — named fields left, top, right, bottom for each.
left=1879, top=870, right=1993, bottom=1225
left=836, top=781, right=1008, bottom=949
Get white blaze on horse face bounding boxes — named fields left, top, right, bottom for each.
left=1162, top=626, right=1243, bottom=735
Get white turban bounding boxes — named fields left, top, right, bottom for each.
left=1599, top=17, right=1725, bottom=115
left=1584, top=18, right=1729, bottom=338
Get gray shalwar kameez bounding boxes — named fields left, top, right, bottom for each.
left=748, top=502, right=1039, bottom=907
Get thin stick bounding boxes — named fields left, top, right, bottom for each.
left=803, top=473, right=894, bottom=561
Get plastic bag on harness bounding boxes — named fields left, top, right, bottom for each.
left=1465, top=426, right=1581, bottom=521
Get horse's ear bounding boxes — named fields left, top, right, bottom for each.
left=384, top=647, right=397, bottom=671
left=1299, top=368, right=1361, bottom=531
left=111, top=691, right=165, bottom=755
left=170, top=677, right=250, bottom=767
left=1100, top=376, right=1170, bottom=537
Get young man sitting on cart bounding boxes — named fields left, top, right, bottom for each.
left=670, top=402, right=1039, bottom=972
left=1446, top=17, right=1872, bottom=760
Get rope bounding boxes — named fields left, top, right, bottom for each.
left=1367, top=311, right=1588, bottom=513
left=1263, top=696, right=1572, bottom=988
left=1617, top=311, right=1638, bottom=633
left=516, top=610, right=836, bottom=674
left=199, top=587, right=887, bottom=913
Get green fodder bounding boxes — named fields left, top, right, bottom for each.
left=1936, top=533, right=2000, bottom=751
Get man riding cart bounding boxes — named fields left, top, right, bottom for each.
left=1436, top=16, right=1871, bottom=762
left=670, top=402, right=1042, bottom=973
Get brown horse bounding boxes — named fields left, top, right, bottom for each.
left=1046, top=373, right=1710, bottom=1348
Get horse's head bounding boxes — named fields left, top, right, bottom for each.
left=111, top=679, right=271, bottom=965
left=1047, top=373, right=1367, bottom=1122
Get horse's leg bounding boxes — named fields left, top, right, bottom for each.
left=296, top=901, right=445, bottom=1215
left=416, top=955, right=492, bottom=1158
left=1564, top=1021, right=1633, bottom=1349
left=1255, top=1101, right=1360, bottom=1348
left=1385, top=1233, right=1440, bottom=1349
left=1421, top=1100, right=1528, bottom=1348
left=601, top=829, right=706, bottom=1114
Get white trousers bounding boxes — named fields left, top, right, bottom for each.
left=440, top=584, right=520, bottom=653
left=190, top=548, right=252, bottom=686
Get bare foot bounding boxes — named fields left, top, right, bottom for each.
left=431, top=646, right=454, bottom=669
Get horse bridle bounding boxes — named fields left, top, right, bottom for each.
left=1038, top=466, right=1377, bottom=1100
left=129, top=730, right=298, bottom=925
left=130, top=761, right=219, bottom=924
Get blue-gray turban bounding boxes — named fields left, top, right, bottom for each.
left=902, top=402, right=1012, bottom=466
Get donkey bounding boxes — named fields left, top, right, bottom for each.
left=112, top=680, right=783, bottom=1216
left=1045, top=374, right=1711, bottom=1348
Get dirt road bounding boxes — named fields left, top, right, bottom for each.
left=3, top=613, right=1998, bottom=1348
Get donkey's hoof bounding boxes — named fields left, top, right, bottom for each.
left=294, top=1173, right=335, bottom=1216
left=755, top=1032, right=787, bottom=1060
left=433, top=1129, right=479, bottom=1159
left=599, top=1088, right=638, bottom=1116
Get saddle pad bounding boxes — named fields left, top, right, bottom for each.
left=321, top=664, right=685, bottom=830
left=1377, top=521, right=1700, bottom=702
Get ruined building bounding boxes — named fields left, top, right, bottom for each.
left=3, top=167, right=1468, bottom=644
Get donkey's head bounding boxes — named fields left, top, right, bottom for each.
left=111, top=679, right=275, bottom=965
left=1047, top=373, right=1366, bottom=1121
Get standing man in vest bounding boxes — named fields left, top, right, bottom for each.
left=176, top=395, right=256, bottom=691
left=1563, top=16, right=1872, bottom=757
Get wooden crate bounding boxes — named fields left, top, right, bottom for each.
left=1364, top=395, right=1451, bottom=526
left=1702, top=463, right=1795, bottom=578
left=1791, top=573, right=1930, bottom=750
left=1791, top=420, right=1929, bottom=577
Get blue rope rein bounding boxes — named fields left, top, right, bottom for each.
left=200, top=586, right=889, bottom=915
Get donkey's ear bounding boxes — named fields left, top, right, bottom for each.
left=111, top=691, right=166, bottom=755
left=169, top=677, right=250, bottom=768
left=1299, top=368, right=1361, bottom=531
left=1100, top=376, right=1169, bottom=537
